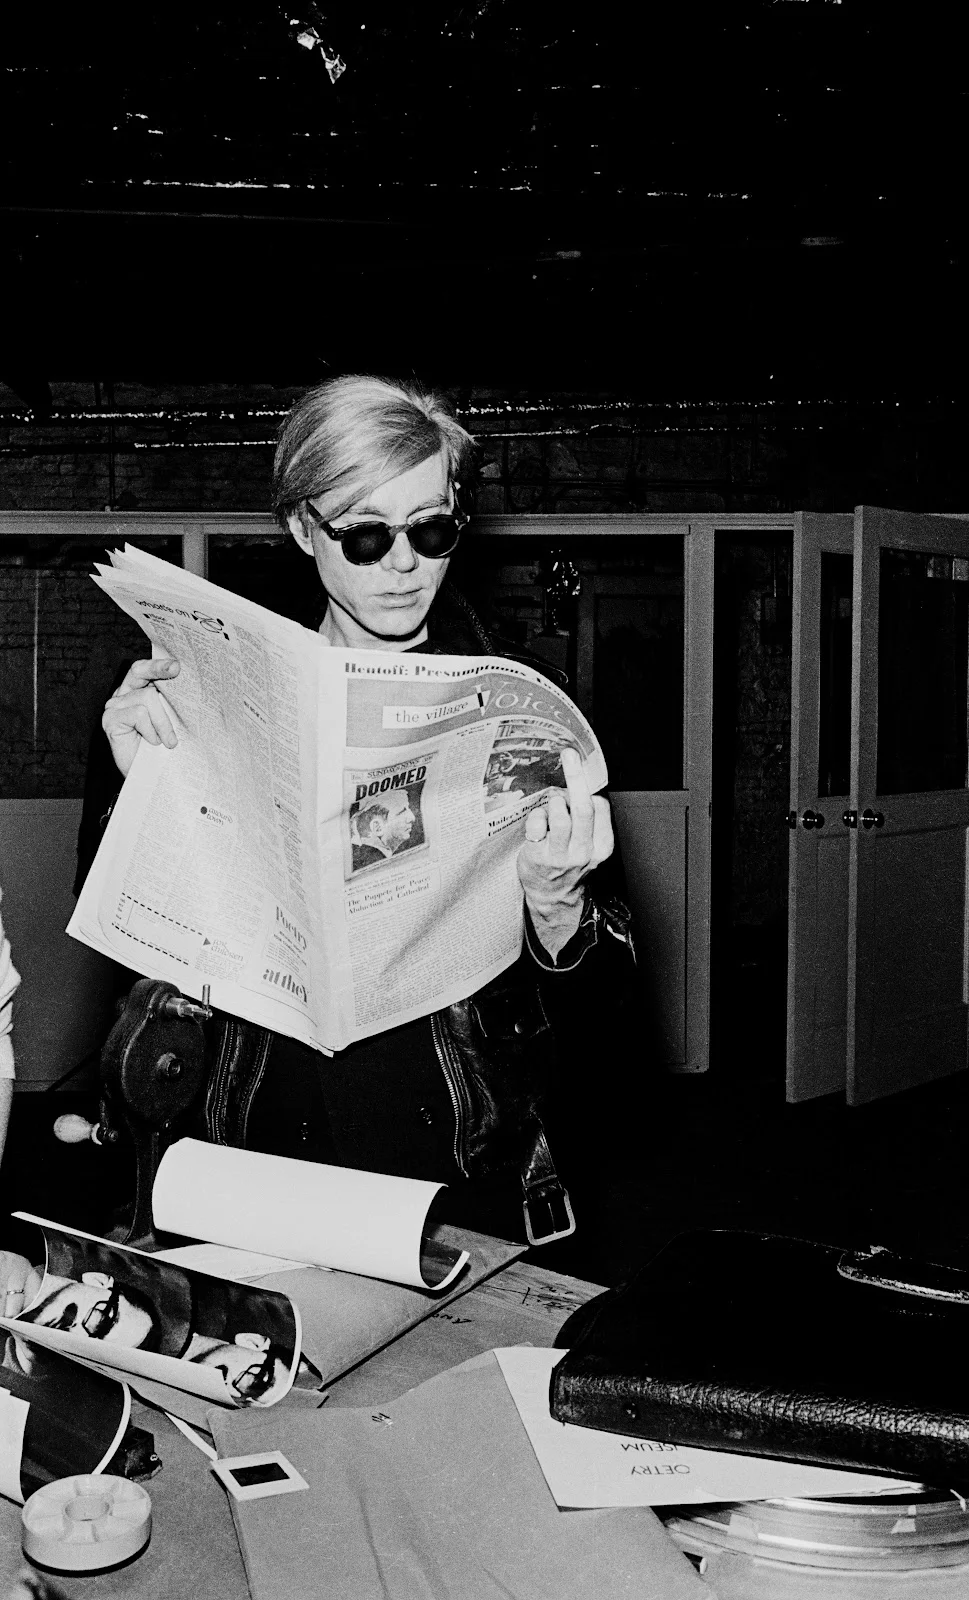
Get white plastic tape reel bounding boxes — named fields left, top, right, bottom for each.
left=21, top=1474, right=151, bottom=1573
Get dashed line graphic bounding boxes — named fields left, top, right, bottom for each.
left=120, top=897, right=203, bottom=935
left=112, top=925, right=190, bottom=964
left=113, top=894, right=203, bottom=965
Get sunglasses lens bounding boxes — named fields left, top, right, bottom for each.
left=408, top=516, right=462, bottom=559
left=341, top=525, right=395, bottom=565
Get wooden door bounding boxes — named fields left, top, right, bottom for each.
left=786, top=513, right=854, bottom=1101
left=847, top=507, right=969, bottom=1104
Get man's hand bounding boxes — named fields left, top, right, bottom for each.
left=0, top=1249, right=42, bottom=1320
left=516, top=746, right=614, bottom=961
left=102, top=657, right=181, bottom=778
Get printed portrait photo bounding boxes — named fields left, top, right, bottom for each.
left=348, top=777, right=427, bottom=876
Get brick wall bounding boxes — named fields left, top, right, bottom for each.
left=0, top=535, right=181, bottom=800
left=3, top=380, right=969, bottom=515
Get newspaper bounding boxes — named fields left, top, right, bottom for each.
left=68, top=545, right=607, bottom=1053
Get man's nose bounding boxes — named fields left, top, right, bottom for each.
left=381, top=527, right=420, bottom=573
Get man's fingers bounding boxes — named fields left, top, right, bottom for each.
left=115, top=656, right=179, bottom=695
left=128, top=704, right=165, bottom=748
left=104, top=687, right=178, bottom=751
left=591, top=794, right=615, bottom=865
left=145, top=693, right=178, bottom=749
left=560, top=747, right=595, bottom=850
left=544, top=786, right=573, bottom=851
left=524, top=805, right=549, bottom=842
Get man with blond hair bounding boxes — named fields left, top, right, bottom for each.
left=84, top=375, right=635, bottom=1249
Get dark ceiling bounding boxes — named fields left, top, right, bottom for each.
left=2, top=3, right=967, bottom=393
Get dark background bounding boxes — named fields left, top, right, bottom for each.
left=2, top=1, right=966, bottom=396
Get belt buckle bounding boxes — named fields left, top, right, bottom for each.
left=523, top=1181, right=576, bottom=1247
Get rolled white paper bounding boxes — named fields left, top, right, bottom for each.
left=152, top=1140, right=468, bottom=1291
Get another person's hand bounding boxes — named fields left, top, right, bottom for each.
left=516, top=747, right=614, bottom=960
left=0, top=1249, right=42, bottom=1321
left=102, top=657, right=181, bottom=778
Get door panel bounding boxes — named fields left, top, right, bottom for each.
left=611, top=793, right=687, bottom=1065
left=787, top=513, right=854, bottom=1101
left=870, top=826, right=966, bottom=1010
left=574, top=528, right=714, bottom=1071
left=848, top=507, right=969, bottom=1105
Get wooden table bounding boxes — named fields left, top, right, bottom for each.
left=0, top=1261, right=601, bottom=1598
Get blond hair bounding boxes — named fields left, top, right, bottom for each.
left=273, top=374, right=474, bottom=526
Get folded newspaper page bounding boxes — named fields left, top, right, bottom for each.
left=0, top=1215, right=307, bottom=1412
left=68, top=544, right=607, bottom=1052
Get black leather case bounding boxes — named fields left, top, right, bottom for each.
left=550, top=1229, right=969, bottom=1485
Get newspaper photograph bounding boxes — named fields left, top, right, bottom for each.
left=346, top=756, right=430, bottom=877
left=67, top=545, right=608, bottom=1052
left=0, top=1215, right=310, bottom=1411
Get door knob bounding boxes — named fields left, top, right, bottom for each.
left=861, top=808, right=885, bottom=830
left=842, top=810, right=858, bottom=828
left=801, top=809, right=825, bottom=830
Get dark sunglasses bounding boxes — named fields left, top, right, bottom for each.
left=304, top=500, right=468, bottom=566
left=82, top=1280, right=121, bottom=1339
left=231, top=1344, right=284, bottom=1403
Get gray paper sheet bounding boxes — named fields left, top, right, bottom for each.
left=209, top=1352, right=707, bottom=1600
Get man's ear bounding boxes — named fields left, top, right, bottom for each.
left=286, top=509, right=314, bottom=556
left=81, top=1272, right=112, bottom=1289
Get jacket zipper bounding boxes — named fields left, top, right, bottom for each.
left=431, top=1012, right=473, bottom=1176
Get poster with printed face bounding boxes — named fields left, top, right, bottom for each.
left=0, top=1216, right=314, bottom=1412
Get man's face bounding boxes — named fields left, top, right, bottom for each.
left=27, top=1273, right=154, bottom=1347
left=377, top=793, right=415, bottom=852
left=194, top=1333, right=286, bottom=1403
left=289, top=451, right=453, bottom=649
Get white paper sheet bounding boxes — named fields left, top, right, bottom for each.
left=495, top=1347, right=924, bottom=1508
left=153, top=1139, right=470, bottom=1291
left=155, top=1243, right=314, bottom=1282
left=0, top=1390, right=30, bottom=1505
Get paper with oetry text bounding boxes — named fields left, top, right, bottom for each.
left=153, top=1138, right=469, bottom=1291
left=495, top=1348, right=924, bottom=1508
left=67, top=544, right=606, bottom=1054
